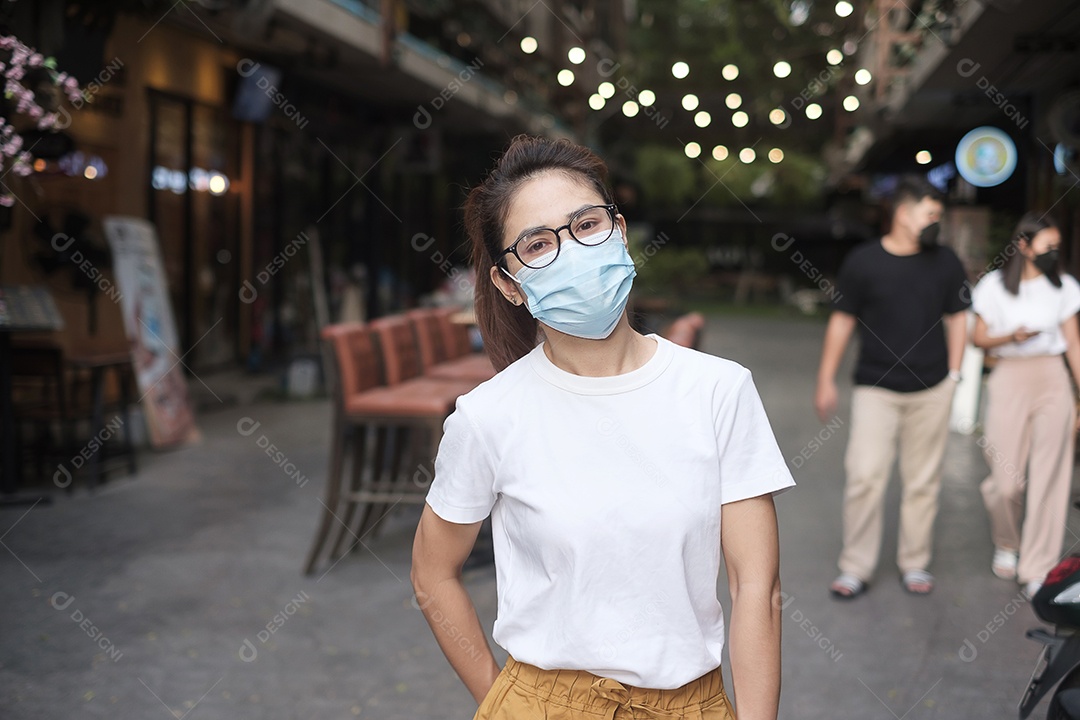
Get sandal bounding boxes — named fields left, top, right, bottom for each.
left=829, top=573, right=868, bottom=600
left=992, top=548, right=1019, bottom=580
left=901, top=569, right=934, bottom=595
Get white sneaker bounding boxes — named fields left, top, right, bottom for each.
left=992, top=548, right=1018, bottom=580
left=1023, top=580, right=1043, bottom=601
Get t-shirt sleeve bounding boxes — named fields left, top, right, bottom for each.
left=1060, top=274, right=1080, bottom=322
left=425, top=400, right=497, bottom=524
left=970, top=274, right=997, bottom=320
left=943, top=250, right=972, bottom=314
left=832, top=251, right=862, bottom=316
left=714, top=369, right=796, bottom=505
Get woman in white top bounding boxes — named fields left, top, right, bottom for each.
left=971, top=212, right=1080, bottom=598
left=410, top=136, right=794, bottom=720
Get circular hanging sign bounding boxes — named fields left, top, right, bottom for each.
left=955, top=126, right=1017, bottom=187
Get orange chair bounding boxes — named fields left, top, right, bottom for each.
left=304, top=322, right=475, bottom=575
left=406, top=308, right=495, bottom=383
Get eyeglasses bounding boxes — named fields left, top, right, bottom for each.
left=496, top=204, right=618, bottom=270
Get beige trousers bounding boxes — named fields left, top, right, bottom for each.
left=840, top=378, right=956, bottom=580
left=980, top=355, right=1077, bottom=584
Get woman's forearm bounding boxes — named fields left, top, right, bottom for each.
left=414, top=575, right=501, bottom=703
left=727, top=583, right=782, bottom=720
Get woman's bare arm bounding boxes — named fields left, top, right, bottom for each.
left=722, top=494, right=782, bottom=720
left=411, top=505, right=501, bottom=704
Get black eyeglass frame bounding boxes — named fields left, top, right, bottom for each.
left=495, top=203, right=619, bottom=269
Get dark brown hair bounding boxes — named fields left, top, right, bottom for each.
left=1002, top=212, right=1062, bottom=295
left=464, top=135, right=613, bottom=371
left=891, top=175, right=943, bottom=217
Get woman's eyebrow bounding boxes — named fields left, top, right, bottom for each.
left=513, top=204, right=597, bottom=242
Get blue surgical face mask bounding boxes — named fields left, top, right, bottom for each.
left=502, top=227, right=636, bottom=340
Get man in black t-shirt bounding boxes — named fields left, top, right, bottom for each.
left=815, top=177, right=970, bottom=600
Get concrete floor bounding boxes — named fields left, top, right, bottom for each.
left=1, top=314, right=1074, bottom=719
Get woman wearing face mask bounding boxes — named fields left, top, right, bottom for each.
left=410, top=136, right=794, bottom=720
left=971, top=213, right=1080, bottom=599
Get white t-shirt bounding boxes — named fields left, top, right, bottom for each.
left=425, top=334, right=795, bottom=689
left=971, top=270, right=1080, bottom=357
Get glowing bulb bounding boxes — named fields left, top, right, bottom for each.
left=769, top=108, right=786, bottom=125
left=672, top=61, right=690, bottom=79
left=732, top=111, right=749, bottom=127
left=598, top=82, right=615, bottom=99
left=725, top=93, right=742, bottom=109
left=827, top=49, right=843, bottom=65
left=739, top=148, right=756, bottom=163
left=722, top=64, right=739, bottom=81
left=521, top=37, right=538, bottom=54
left=806, top=103, right=823, bottom=119
left=773, top=61, right=792, bottom=78
left=622, top=101, right=639, bottom=117
left=835, top=1, right=853, bottom=18
left=684, top=142, right=701, bottom=159
left=208, top=173, right=228, bottom=195
left=83, top=165, right=98, bottom=179
left=768, top=148, right=785, bottom=163
left=843, top=95, right=860, bottom=111
left=694, top=111, right=712, bottom=128
left=588, top=94, right=606, bottom=111
left=712, top=145, right=729, bottom=161
left=567, top=47, right=586, bottom=64
left=681, top=94, right=699, bottom=111
left=855, top=68, right=872, bottom=85
left=557, top=69, right=575, bottom=86
left=916, top=150, right=932, bottom=164
left=639, top=90, right=656, bottom=106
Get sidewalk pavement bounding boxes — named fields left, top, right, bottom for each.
left=1, top=314, right=1075, bottom=719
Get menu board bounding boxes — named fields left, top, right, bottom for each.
left=103, top=217, right=200, bottom=448
left=0, top=285, right=64, bottom=331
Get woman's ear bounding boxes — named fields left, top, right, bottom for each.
left=489, top=264, right=523, bottom=306
left=615, top=213, right=629, bottom=246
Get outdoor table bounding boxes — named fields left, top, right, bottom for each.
left=0, top=285, right=64, bottom=505
left=67, top=350, right=137, bottom=487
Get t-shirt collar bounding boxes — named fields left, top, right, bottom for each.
left=528, top=334, right=674, bottom=395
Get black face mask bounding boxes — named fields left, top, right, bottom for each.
left=1034, top=249, right=1059, bottom=275
left=918, top=222, right=941, bottom=250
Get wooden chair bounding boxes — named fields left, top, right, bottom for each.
left=304, top=320, right=480, bottom=575
left=406, top=308, right=495, bottom=383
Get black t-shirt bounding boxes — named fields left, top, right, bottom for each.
left=834, top=240, right=970, bottom=393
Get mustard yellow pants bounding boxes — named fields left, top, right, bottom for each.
left=474, top=656, right=737, bottom=719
